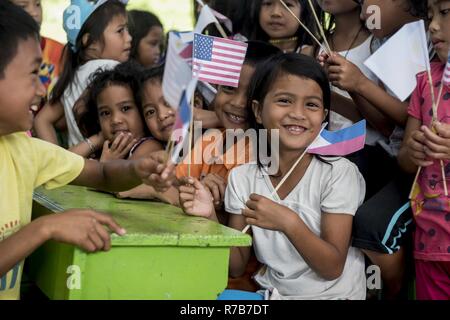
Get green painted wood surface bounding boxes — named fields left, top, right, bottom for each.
left=27, top=185, right=251, bottom=300
left=33, top=185, right=251, bottom=247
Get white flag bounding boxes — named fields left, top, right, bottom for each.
left=162, top=32, right=192, bottom=110
left=194, top=4, right=219, bottom=35
left=364, top=20, right=430, bottom=101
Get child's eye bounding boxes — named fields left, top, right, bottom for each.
left=99, top=110, right=110, bottom=117
left=221, top=86, right=236, bottom=93
left=145, top=109, right=156, bottom=117
left=121, top=105, right=132, bottom=112
left=306, top=102, right=320, bottom=109
left=277, top=98, right=292, bottom=105
left=440, top=8, right=450, bottom=15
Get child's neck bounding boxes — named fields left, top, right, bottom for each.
left=269, top=36, right=298, bottom=53
left=330, top=9, right=369, bottom=52
left=270, top=149, right=313, bottom=200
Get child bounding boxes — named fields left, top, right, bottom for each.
left=128, top=10, right=164, bottom=68
left=176, top=41, right=281, bottom=223
left=34, top=0, right=132, bottom=148
left=9, top=0, right=64, bottom=99
left=0, top=0, right=174, bottom=300
left=248, top=0, right=318, bottom=55
left=320, top=0, right=428, bottom=298
left=74, top=62, right=162, bottom=160
left=180, top=53, right=367, bottom=300
left=398, top=0, right=450, bottom=300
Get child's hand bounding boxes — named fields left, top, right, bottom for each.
left=243, top=194, right=297, bottom=232
left=134, top=153, right=176, bottom=192
left=317, top=50, right=329, bottom=68
left=179, top=177, right=215, bottom=218
left=100, top=132, right=137, bottom=162
left=41, top=209, right=126, bottom=252
left=326, top=53, right=365, bottom=92
left=422, top=123, right=450, bottom=161
left=201, top=173, right=226, bottom=209
left=405, top=129, right=434, bottom=167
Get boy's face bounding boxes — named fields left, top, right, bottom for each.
left=0, top=37, right=45, bottom=135
left=214, top=64, right=254, bottom=131
left=11, top=0, right=42, bottom=26
left=428, top=0, right=450, bottom=62
left=361, top=0, right=412, bottom=39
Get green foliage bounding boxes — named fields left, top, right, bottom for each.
left=41, top=0, right=194, bottom=43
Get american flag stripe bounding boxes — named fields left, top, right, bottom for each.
left=193, top=33, right=248, bottom=87
left=193, top=64, right=241, bottom=75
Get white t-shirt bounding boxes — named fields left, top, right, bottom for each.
left=326, top=35, right=386, bottom=147
left=62, top=59, right=119, bottom=146
left=225, top=158, right=367, bottom=300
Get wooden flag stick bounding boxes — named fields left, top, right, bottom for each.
left=188, top=96, right=195, bottom=177
left=278, top=0, right=329, bottom=55
left=306, top=0, right=332, bottom=54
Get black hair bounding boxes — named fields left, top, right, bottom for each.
left=248, top=0, right=320, bottom=49
left=247, top=53, right=331, bottom=167
left=77, top=60, right=144, bottom=139
left=137, top=63, right=165, bottom=110
left=0, top=0, right=40, bottom=79
left=50, top=0, right=127, bottom=105
left=128, top=9, right=163, bottom=61
left=204, top=0, right=253, bottom=38
left=406, top=0, right=427, bottom=18
left=244, top=40, right=282, bottom=67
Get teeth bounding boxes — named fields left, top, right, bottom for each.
left=30, top=105, right=38, bottom=112
left=228, top=113, right=244, bottom=122
left=285, top=125, right=305, bottom=133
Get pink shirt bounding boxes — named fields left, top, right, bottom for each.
left=408, top=62, right=450, bottom=261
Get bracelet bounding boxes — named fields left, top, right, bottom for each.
left=85, top=138, right=96, bottom=154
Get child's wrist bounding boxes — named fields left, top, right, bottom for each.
left=32, top=216, right=54, bottom=243
left=354, top=74, right=369, bottom=95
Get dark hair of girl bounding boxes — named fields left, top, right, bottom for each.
left=128, top=10, right=163, bottom=61
left=248, top=0, right=320, bottom=49
left=247, top=53, right=331, bottom=168
left=50, top=0, right=127, bottom=105
left=77, top=61, right=145, bottom=139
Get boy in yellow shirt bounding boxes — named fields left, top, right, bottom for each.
left=0, top=0, right=174, bottom=300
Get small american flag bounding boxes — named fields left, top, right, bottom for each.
left=444, top=51, right=450, bottom=87
left=193, top=33, right=248, bottom=87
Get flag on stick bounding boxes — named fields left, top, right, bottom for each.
left=193, top=33, right=248, bottom=87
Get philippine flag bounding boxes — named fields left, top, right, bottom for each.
left=307, top=120, right=366, bottom=156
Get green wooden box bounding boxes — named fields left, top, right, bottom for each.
left=27, top=185, right=251, bottom=300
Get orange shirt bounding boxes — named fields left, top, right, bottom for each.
left=176, top=129, right=255, bottom=181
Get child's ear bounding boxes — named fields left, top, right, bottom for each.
left=252, top=100, right=263, bottom=124
left=323, top=109, right=329, bottom=121
left=81, top=33, right=90, bottom=47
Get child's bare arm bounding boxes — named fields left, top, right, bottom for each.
left=228, top=214, right=252, bottom=278
left=326, top=53, right=409, bottom=126
left=0, top=209, right=124, bottom=277
left=329, top=91, right=363, bottom=123
left=71, top=155, right=175, bottom=193
left=34, top=101, right=64, bottom=144
left=69, top=132, right=104, bottom=158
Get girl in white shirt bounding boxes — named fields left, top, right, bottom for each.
left=179, top=53, right=367, bottom=300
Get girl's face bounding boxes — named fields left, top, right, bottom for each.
left=253, top=74, right=327, bottom=152
left=259, top=0, right=301, bottom=39
left=97, top=84, right=145, bottom=141
left=141, top=80, right=176, bottom=142
left=361, top=0, right=409, bottom=39
left=11, top=0, right=42, bottom=26
left=137, top=26, right=163, bottom=68
left=317, top=0, right=359, bottom=15
left=214, top=64, right=254, bottom=131
left=428, top=0, right=450, bottom=62
left=95, top=14, right=132, bottom=62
